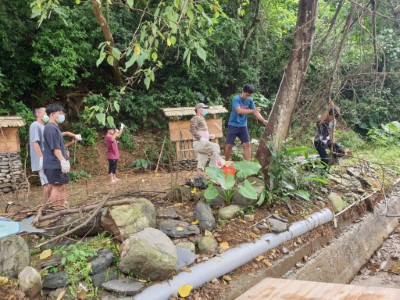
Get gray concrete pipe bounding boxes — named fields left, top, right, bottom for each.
left=133, top=208, right=334, bottom=300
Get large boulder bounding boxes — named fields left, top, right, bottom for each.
left=101, top=198, right=156, bottom=241
left=194, top=202, right=216, bottom=231
left=0, top=235, right=30, bottom=278
left=18, top=266, right=42, bottom=298
left=119, top=228, right=177, bottom=280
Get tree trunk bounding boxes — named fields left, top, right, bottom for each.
left=256, top=0, right=318, bottom=168
left=92, top=0, right=125, bottom=86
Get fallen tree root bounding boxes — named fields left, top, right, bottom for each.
left=34, top=193, right=111, bottom=249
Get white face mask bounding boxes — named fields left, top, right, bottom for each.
left=56, top=114, right=65, bottom=124
left=42, top=115, right=49, bottom=123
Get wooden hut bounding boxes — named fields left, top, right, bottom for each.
left=0, top=116, right=27, bottom=194
left=162, top=105, right=228, bottom=170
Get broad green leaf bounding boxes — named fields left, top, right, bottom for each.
left=127, top=0, right=134, bottom=8
left=113, top=101, right=120, bottom=113
left=96, top=53, right=106, bottom=67
left=111, top=47, right=121, bottom=60
left=305, top=176, right=329, bottom=185
left=149, top=70, right=155, bottom=82
left=205, top=167, right=226, bottom=184
left=291, top=190, right=310, bottom=201
left=95, top=113, right=106, bottom=126
left=282, top=146, right=310, bottom=156
left=238, top=179, right=258, bottom=200
left=256, top=191, right=266, bottom=206
left=107, top=55, right=114, bottom=66
left=125, top=54, right=138, bottom=68
left=169, top=21, right=177, bottom=34
left=234, top=161, right=261, bottom=178
left=144, top=77, right=151, bottom=89
left=204, top=184, right=219, bottom=202
left=220, top=173, right=235, bottom=190
left=170, top=36, right=176, bottom=45
left=186, top=52, right=191, bottom=66
left=196, top=46, right=207, bottom=61
left=183, top=48, right=190, bottom=60
left=151, top=52, right=158, bottom=61
left=107, top=116, right=114, bottom=126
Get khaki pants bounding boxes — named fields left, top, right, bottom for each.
left=193, top=139, right=221, bottom=170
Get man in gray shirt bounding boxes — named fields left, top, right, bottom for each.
left=29, top=107, right=50, bottom=203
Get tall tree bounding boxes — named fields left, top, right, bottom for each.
left=256, top=0, right=319, bottom=168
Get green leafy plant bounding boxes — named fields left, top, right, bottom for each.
left=130, top=158, right=151, bottom=172
left=258, top=144, right=328, bottom=207
left=55, top=243, right=98, bottom=298
left=69, top=170, right=91, bottom=182
left=367, top=121, right=400, bottom=147
left=203, top=161, right=261, bottom=204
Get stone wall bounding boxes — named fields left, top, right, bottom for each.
left=0, top=152, right=27, bottom=194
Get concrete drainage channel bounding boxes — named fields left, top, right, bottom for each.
left=221, top=185, right=400, bottom=300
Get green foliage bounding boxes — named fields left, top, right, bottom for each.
left=204, top=161, right=261, bottom=204
left=258, top=144, right=327, bottom=207
left=130, top=158, right=151, bottom=172
left=335, top=130, right=366, bottom=150
left=55, top=243, right=98, bottom=298
left=69, top=170, right=91, bottom=182
left=31, top=2, right=101, bottom=97
left=367, top=121, right=400, bottom=147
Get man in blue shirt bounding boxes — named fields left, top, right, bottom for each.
left=225, top=84, right=268, bottom=161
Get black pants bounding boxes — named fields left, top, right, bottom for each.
left=314, top=141, right=345, bottom=165
left=108, top=159, right=118, bottom=174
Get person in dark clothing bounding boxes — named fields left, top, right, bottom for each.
left=314, top=106, right=345, bottom=166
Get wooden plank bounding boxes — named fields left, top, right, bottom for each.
left=235, top=278, right=400, bottom=300
left=168, top=119, right=224, bottom=142
left=0, top=128, right=20, bottom=153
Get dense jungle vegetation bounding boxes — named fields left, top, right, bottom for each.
left=1, top=0, right=400, bottom=152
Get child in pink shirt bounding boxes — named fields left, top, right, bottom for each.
left=105, top=124, right=124, bottom=183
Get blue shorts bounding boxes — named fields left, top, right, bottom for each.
left=44, top=169, right=69, bottom=185
left=226, top=125, right=250, bottom=145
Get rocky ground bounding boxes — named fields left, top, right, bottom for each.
left=0, top=155, right=399, bottom=299
left=351, top=222, right=400, bottom=289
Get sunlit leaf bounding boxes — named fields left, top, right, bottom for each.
left=237, top=180, right=258, bottom=200
left=291, top=190, right=310, bottom=201
left=39, top=249, right=52, bottom=260
left=134, top=44, right=141, bottom=55
left=166, top=38, right=172, bottom=46
left=178, top=284, right=193, bottom=298
left=127, top=0, right=134, bottom=8
left=111, top=47, right=121, bottom=60
left=144, top=77, right=151, bottom=89
left=234, top=161, right=261, bottom=178
left=204, top=184, right=219, bottom=202
left=113, top=101, right=120, bottom=113
left=96, top=112, right=106, bottom=125
left=96, top=53, right=106, bottom=67
left=106, top=116, right=114, bottom=126
left=196, top=46, right=207, bottom=61
left=125, top=54, right=138, bottom=68
left=106, top=55, right=114, bottom=66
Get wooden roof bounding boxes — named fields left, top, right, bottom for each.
left=0, top=116, right=25, bottom=128
left=162, top=105, right=228, bottom=117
